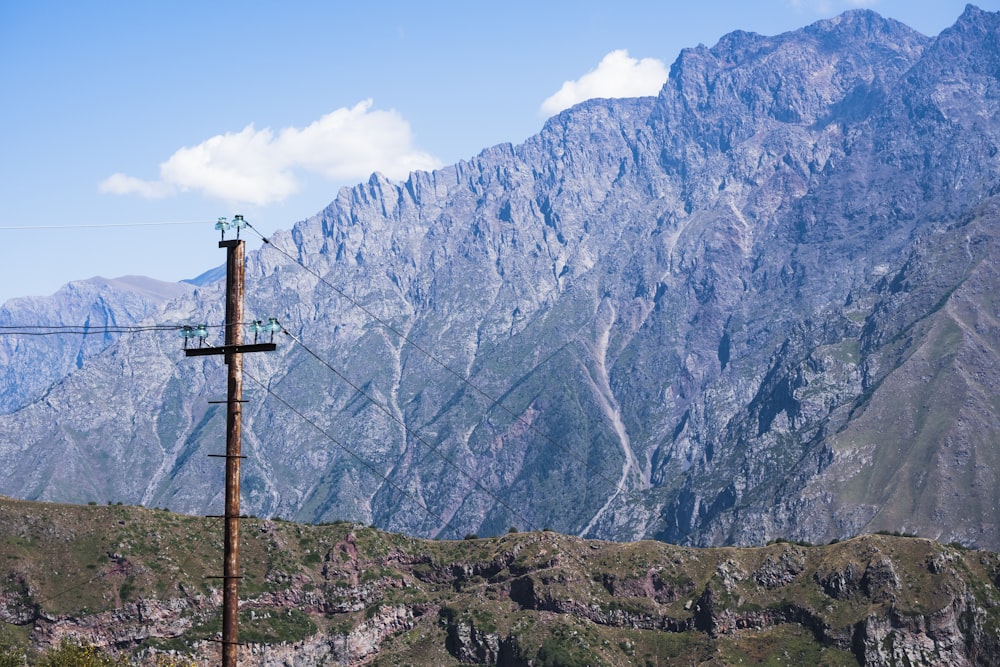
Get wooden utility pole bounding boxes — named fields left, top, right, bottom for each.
left=220, top=237, right=244, bottom=667
left=185, top=227, right=276, bottom=666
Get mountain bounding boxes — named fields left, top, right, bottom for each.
left=0, top=276, right=193, bottom=415
left=1, top=6, right=1000, bottom=549
left=2, top=497, right=999, bottom=666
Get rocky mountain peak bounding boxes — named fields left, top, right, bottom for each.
left=920, top=3, right=1000, bottom=78
left=664, top=8, right=928, bottom=138
left=802, top=7, right=918, bottom=41
left=1, top=7, right=1000, bottom=551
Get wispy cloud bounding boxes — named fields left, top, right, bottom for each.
left=99, top=100, right=442, bottom=205
left=540, top=49, right=669, bottom=117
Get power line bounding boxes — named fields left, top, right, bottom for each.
left=2, top=218, right=631, bottom=532
left=0, top=323, right=263, bottom=340
left=2, top=321, right=537, bottom=531
left=243, top=369, right=461, bottom=536
left=280, top=329, right=538, bottom=534
left=0, top=324, right=184, bottom=336
left=3, top=314, right=542, bottom=533
left=244, top=222, right=631, bottom=501
left=0, top=220, right=213, bottom=230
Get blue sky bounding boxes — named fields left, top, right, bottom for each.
left=0, top=1, right=994, bottom=305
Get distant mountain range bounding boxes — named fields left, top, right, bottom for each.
left=1, top=6, right=999, bottom=549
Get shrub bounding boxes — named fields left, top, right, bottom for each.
left=875, top=530, right=918, bottom=538
left=0, top=638, right=25, bottom=667
left=151, top=656, right=199, bottom=667
left=35, top=639, right=127, bottom=667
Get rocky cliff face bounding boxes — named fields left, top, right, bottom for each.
left=0, top=276, right=193, bottom=414
left=2, top=499, right=1000, bottom=666
left=1, top=7, right=1000, bottom=549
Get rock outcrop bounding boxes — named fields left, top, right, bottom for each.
left=2, top=499, right=999, bottom=665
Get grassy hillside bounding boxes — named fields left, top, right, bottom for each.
left=2, top=496, right=999, bottom=665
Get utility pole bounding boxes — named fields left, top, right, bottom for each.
left=184, top=215, right=277, bottom=666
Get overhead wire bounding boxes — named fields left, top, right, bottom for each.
left=278, top=329, right=538, bottom=534
left=31, top=302, right=539, bottom=533
left=0, top=218, right=630, bottom=533
left=242, top=368, right=461, bottom=536
left=0, top=322, right=276, bottom=339
left=0, top=220, right=214, bottom=230
left=0, top=324, right=186, bottom=336
left=29, top=568, right=113, bottom=609
left=244, top=221, right=633, bottom=501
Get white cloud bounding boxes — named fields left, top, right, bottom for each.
left=540, top=50, right=669, bottom=117
left=99, top=100, right=442, bottom=206
left=99, top=173, right=174, bottom=199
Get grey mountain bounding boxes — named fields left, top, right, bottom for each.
left=2, top=6, right=999, bottom=548
left=0, top=276, right=193, bottom=414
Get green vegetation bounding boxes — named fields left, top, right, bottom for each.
left=0, top=637, right=24, bottom=667
left=768, top=537, right=814, bottom=547
left=874, top=529, right=919, bottom=538
left=1, top=498, right=999, bottom=666
left=240, top=608, right=317, bottom=644
left=536, top=635, right=596, bottom=667
left=0, top=638, right=199, bottom=667
left=33, top=640, right=127, bottom=667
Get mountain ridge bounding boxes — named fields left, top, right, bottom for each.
left=1, top=6, right=999, bottom=550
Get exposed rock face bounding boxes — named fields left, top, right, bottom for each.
left=0, top=573, right=37, bottom=625
left=0, top=276, right=193, bottom=414
left=3, top=500, right=999, bottom=666
left=1, top=7, right=1000, bottom=550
